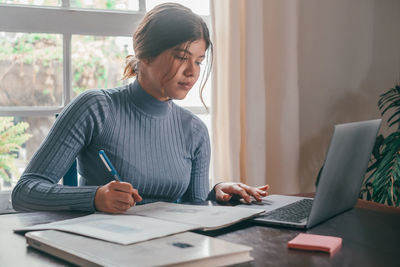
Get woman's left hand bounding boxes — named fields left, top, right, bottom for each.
left=214, top=183, right=270, bottom=203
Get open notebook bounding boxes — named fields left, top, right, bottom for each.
left=15, top=202, right=264, bottom=245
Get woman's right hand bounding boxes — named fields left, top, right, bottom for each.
left=94, top=181, right=142, bottom=213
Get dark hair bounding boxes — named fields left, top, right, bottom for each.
left=123, top=3, right=213, bottom=107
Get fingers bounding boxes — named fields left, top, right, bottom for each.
left=240, top=184, right=270, bottom=202
left=215, top=182, right=270, bottom=203
left=256, top=184, right=269, bottom=198
left=94, top=181, right=143, bottom=214
left=257, top=184, right=270, bottom=191
left=215, top=189, right=232, bottom=202
left=114, top=191, right=134, bottom=206
left=131, top=188, right=143, bottom=203
left=234, top=184, right=253, bottom=203
left=110, top=181, right=143, bottom=203
left=110, top=181, right=132, bottom=193
left=257, top=189, right=268, bottom=197
left=243, top=184, right=264, bottom=202
left=216, top=183, right=251, bottom=203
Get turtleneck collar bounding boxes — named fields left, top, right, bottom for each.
left=128, top=79, right=172, bottom=117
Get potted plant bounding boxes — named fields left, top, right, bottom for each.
left=360, top=83, right=400, bottom=207
left=0, top=117, right=31, bottom=190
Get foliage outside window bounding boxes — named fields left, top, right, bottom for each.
left=0, top=117, right=31, bottom=190
left=71, top=35, right=131, bottom=96
left=0, top=33, right=63, bottom=107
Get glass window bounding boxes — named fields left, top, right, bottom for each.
left=0, top=116, right=55, bottom=190
left=0, top=0, right=60, bottom=6
left=0, top=32, right=63, bottom=107
left=196, top=113, right=211, bottom=131
left=71, top=35, right=133, bottom=96
left=146, top=0, right=210, bottom=15
left=70, top=0, right=139, bottom=11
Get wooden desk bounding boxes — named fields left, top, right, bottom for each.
left=206, top=200, right=400, bottom=267
left=0, top=199, right=399, bottom=267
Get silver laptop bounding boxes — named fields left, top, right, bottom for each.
left=243, top=119, right=381, bottom=229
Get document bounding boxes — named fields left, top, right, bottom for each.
left=15, top=202, right=264, bottom=245
left=16, top=214, right=195, bottom=245
left=125, top=201, right=264, bottom=230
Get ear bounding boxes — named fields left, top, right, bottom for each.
left=141, top=58, right=151, bottom=66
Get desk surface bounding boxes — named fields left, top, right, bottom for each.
left=0, top=200, right=399, bottom=267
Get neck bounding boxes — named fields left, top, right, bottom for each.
left=128, top=79, right=171, bottom=117
left=137, top=73, right=169, bottom=102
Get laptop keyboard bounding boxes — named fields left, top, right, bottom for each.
left=262, top=199, right=313, bottom=223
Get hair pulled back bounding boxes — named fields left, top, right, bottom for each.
left=123, top=3, right=213, bottom=107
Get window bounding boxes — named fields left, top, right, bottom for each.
left=0, top=0, right=211, bottom=190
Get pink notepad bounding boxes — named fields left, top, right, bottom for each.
left=288, top=233, right=342, bottom=254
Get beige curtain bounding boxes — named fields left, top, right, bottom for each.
left=211, top=0, right=301, bottom=194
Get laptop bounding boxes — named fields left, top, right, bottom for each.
left=243, top=119, right=381, bottom=229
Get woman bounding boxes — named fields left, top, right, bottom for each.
left=12, top=3, right=269, bottom=214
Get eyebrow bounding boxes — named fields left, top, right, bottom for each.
left=173, top=48, right=205, bottom=58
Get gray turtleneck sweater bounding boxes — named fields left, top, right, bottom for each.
left=12, top=80, right=211, bottom=212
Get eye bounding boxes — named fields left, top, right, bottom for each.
left=196, top=61, right=203, bottom=66
left=175, top=55, right=188, bottom=61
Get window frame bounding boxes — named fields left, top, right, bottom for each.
left=0, top=0, right=210, bottom=116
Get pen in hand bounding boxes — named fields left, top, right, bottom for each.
left=97, top=150, right=142, bottom=210
left=99, top=150, right=121, bottom=182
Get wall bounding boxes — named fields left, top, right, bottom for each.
left=297, top=0, right=400, bottom=192
left=264, top=0, right=301, bottom=194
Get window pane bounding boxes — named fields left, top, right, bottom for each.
left=71, top=35, right=133, bottom=97
left=70, top=0, right=139, bottom=11
left=0, top=0, right=59, bottom=6
left=146, top=0, right=210, bottom=15
left=196, top=113, right=211, bottom=133
left=0, top=32, right=63, bottom=107
left=0, top=116, right=55, bottom=191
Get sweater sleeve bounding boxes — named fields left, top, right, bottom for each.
left=180, top=116, right=211, bottom=202
left=11, top=90, right=110, bottom=212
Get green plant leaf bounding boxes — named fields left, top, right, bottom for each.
left=362, top=83, right=400, bottom=206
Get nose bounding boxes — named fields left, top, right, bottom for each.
left=183, top=61, right=196, bottom=77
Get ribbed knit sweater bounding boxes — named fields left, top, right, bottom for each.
left=12, top=80, right=211, bottom=212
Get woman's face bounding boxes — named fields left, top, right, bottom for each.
left=139, top=39, right=206, bottom=101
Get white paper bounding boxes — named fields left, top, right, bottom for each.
left=16, top=214, right=195, bottom=245
left=125, top=202, right=265, bottom=230
left=16, top=202, right=265, bottom=245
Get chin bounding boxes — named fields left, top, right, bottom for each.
left=173, top=93, right=189, bottom=100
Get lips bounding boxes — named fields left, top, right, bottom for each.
left=178, top=81, right=194, bottom=90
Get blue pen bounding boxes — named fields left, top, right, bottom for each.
left=99, top=150, right=121, bottom=182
